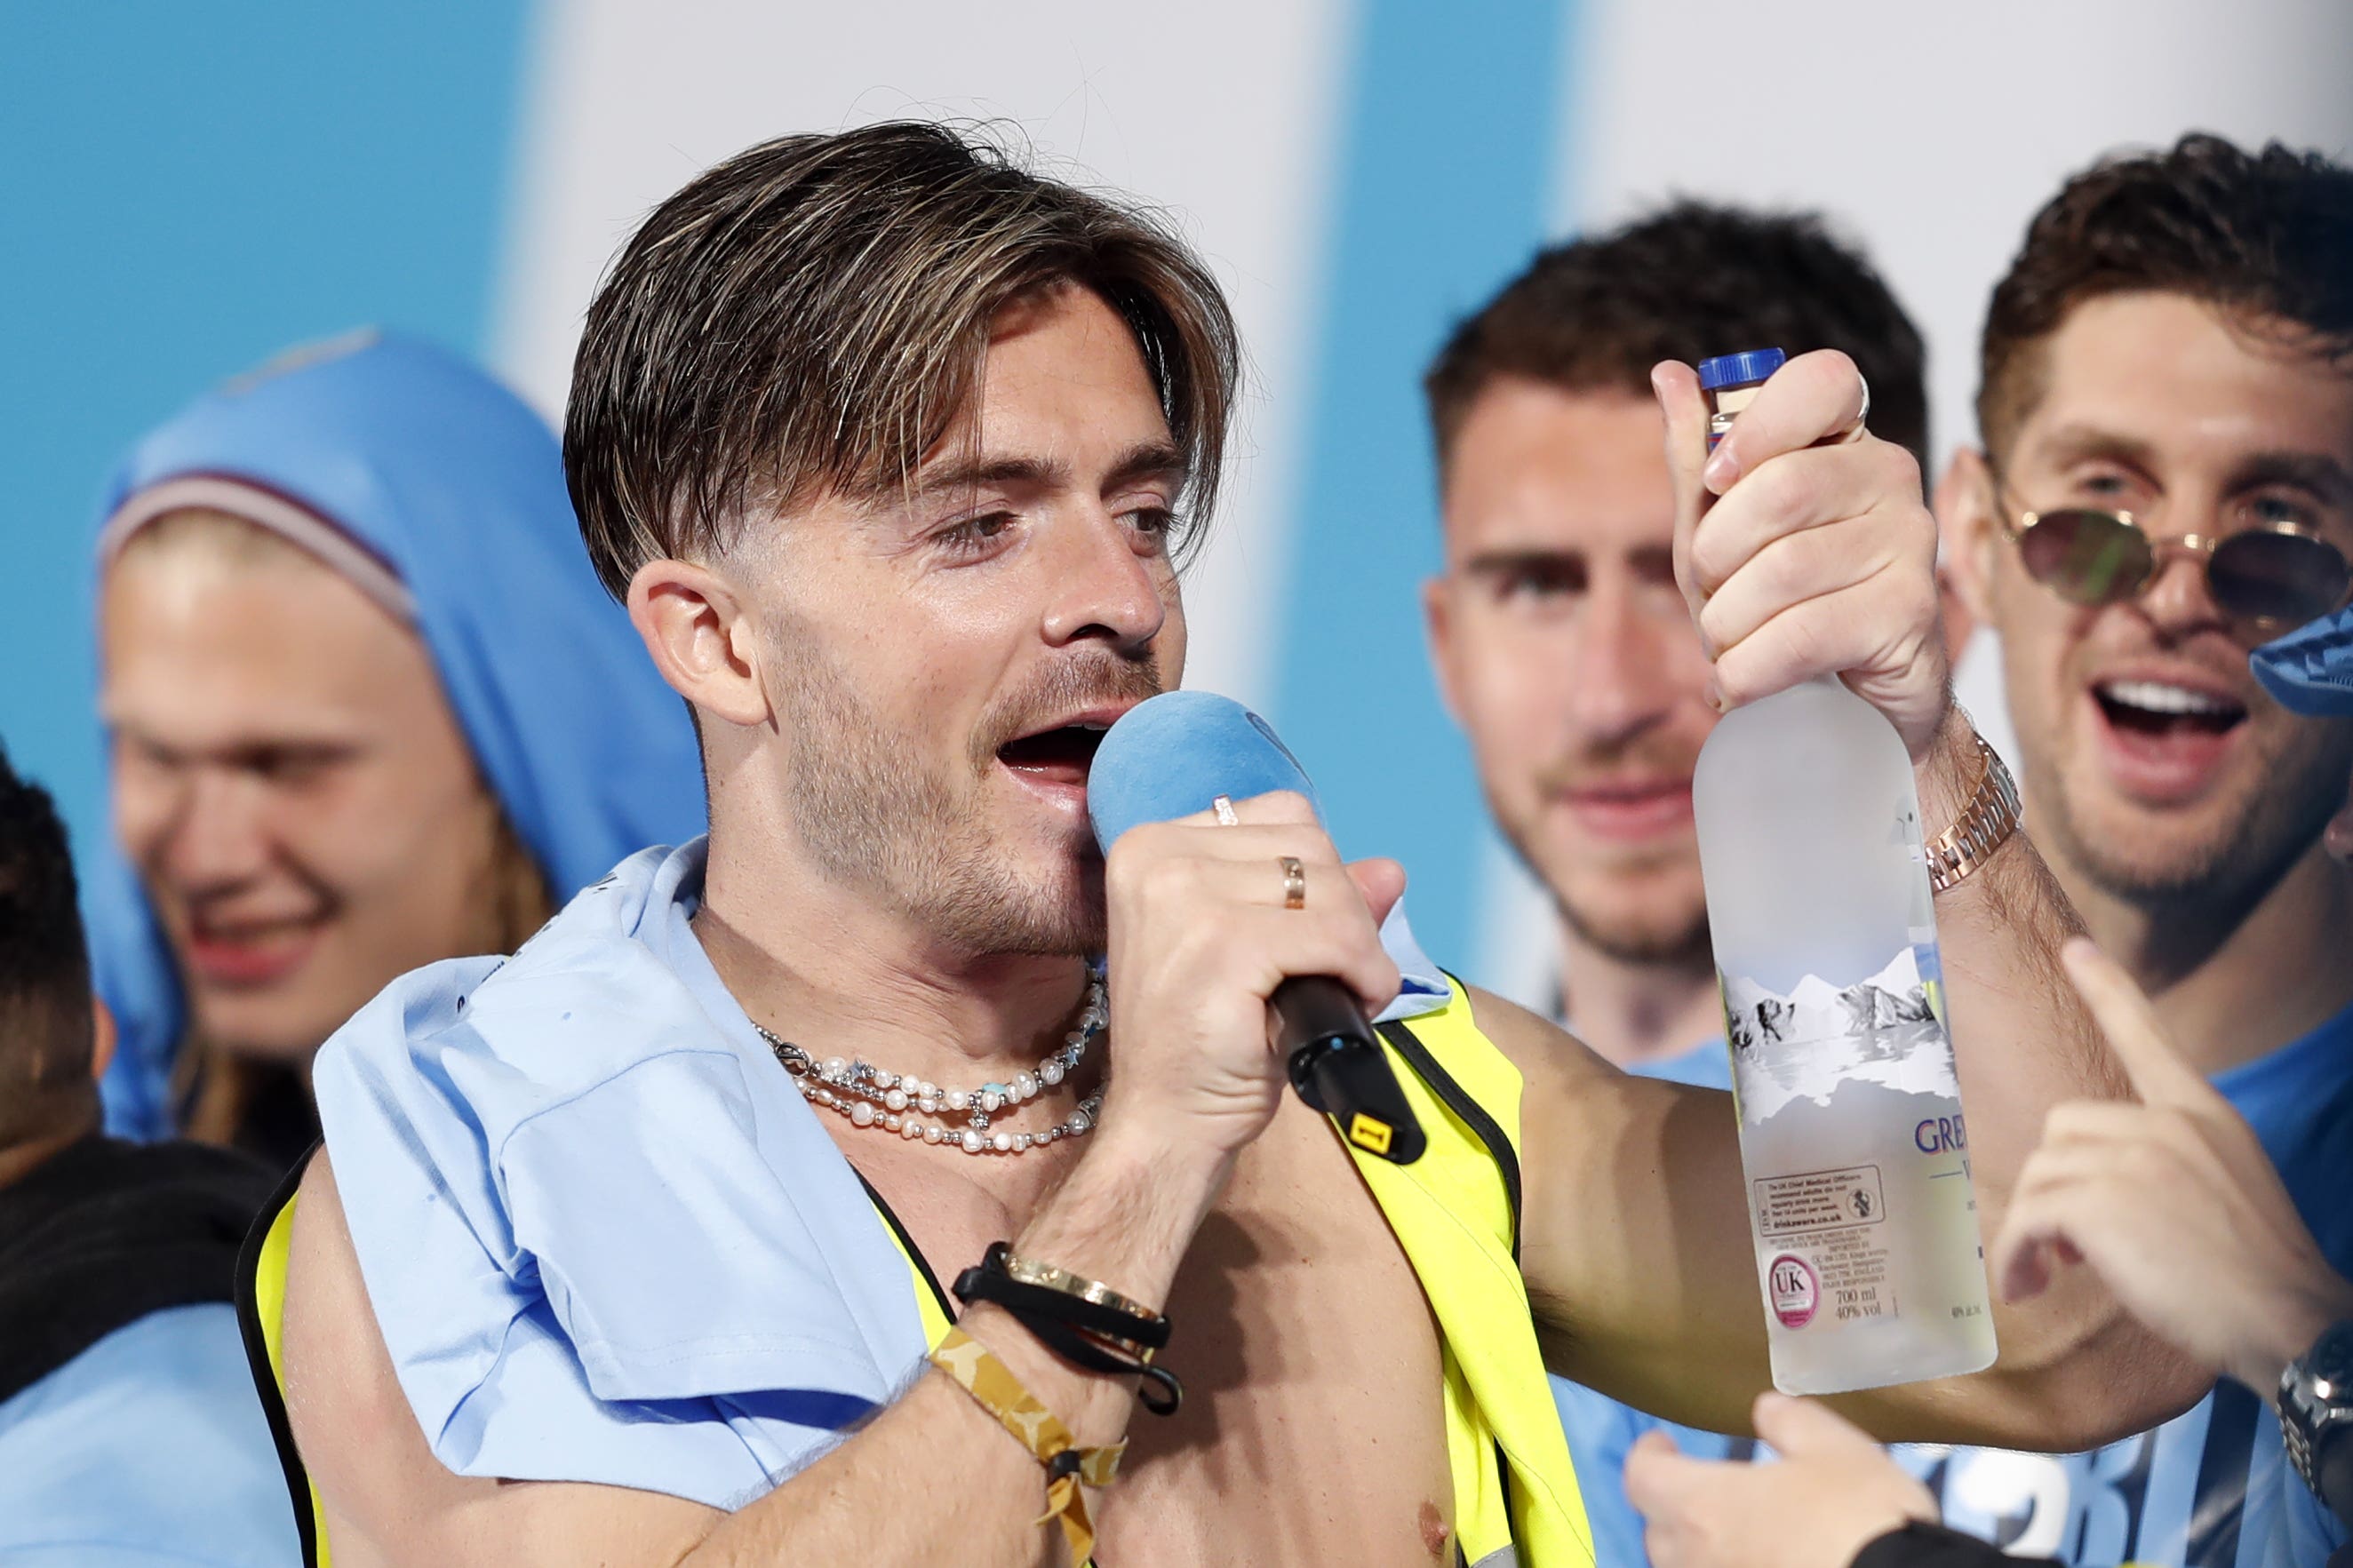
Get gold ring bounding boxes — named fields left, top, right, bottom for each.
left=1212, top=794, right=1239, bottom=827
left=1280, top=856, right=1306, bottom=910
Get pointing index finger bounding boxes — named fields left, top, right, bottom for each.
left=2058, top=935, right=2210, bottom=1109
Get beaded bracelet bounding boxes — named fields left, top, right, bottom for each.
left=929, top=1326, right=1125, bottom=1563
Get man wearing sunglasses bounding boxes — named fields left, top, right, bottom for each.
left=1921, top=133, right=2353, bottom=1564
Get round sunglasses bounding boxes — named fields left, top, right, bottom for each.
left=1998, top=482, right=2353, bottom=631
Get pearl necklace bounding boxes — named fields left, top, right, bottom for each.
left=754, top=966, right=1106, bottom=1157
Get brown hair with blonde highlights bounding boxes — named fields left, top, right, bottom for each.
left=564, top=121, right=1243, bottom=599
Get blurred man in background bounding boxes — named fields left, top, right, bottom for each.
left=0, top=744, right=295, bottom=1565
left=1420, top=200, right=1943, bottom=1568
left=87, top=331, right=705, bottom=1166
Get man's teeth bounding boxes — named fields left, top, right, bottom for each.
left=2099, top=680, right=2240, bottom=717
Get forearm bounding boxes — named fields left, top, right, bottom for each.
left=683, top=1128, right=1226, bottom=1566
left=1914, top=710, right=2118, bottom=1185
left=1851, top=712, right=2197, bottom=1445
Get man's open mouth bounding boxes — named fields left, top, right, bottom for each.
left=996, top=720, right=1115, bottom=788
left=2092, top=679, right=2248, bottom=739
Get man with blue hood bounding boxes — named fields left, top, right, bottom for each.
left=88, top=330, right=706, bottom=1166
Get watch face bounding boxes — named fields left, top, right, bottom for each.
left=2313, top=1322, right=2353, bottom=1391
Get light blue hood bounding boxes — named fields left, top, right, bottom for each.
left=86, top=330, right=706, bottom=1139
left=2253, top=601, right=2353, bottom=718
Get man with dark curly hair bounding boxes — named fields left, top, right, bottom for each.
left=1632, top=133, right=2353, bottom=1568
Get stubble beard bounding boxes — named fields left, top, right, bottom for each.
left=777, top=638, right=1160, bottom=958
left=2035, top=713, right=2353, bottom=933
left=1494, top=793, right=1713, bottom=969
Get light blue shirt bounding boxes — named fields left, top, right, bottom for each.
left=1548, top=1035, right=1750, bottom=1568
left=1573, top=1004, right=2353, bottom=1567
left=313, top=837, right=1451, bottom=1509
left=0, top=1302, right=299, bottom=1565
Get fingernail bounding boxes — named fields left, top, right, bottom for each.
left=1704, top=674, right=1727, bottom=712
left=1649, top=364, right=1671, bottom=397
left=1703, top=445, right=1738, bottom=490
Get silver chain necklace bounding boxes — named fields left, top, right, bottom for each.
left=754, top=965, right=1106, bottom=1157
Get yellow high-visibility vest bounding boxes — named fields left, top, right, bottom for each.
left=240, top=976, right=1593, bottom=1567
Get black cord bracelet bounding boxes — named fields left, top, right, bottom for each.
left=954, top=1243, right=1184, bottom=1415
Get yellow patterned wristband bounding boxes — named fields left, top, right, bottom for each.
left=929, top=1325, right=1127, bottom=1562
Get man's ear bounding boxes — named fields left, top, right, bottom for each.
left=627, top=559, right=770, bottom=729
left=1935, top=447, right=2001, bottom=626
left=1424, top=575, right=1464, bottom=726
left=89, top=995, right=116, bottom=1086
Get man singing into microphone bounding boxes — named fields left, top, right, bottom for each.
left=277, top=123, right=2201, bottom=1567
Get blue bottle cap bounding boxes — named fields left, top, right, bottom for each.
left=1697, top=347, right=1787, bottom=393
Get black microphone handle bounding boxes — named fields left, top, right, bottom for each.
left=1269, top=976, right=1427, bottom=1165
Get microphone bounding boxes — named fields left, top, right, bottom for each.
left=1088, top=691, right=1426, bottom=1165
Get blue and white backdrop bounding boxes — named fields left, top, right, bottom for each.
left=7, top=0, right=2351, bottom=1003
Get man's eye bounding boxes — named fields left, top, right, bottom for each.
left=2243, top=493, right=2317, bottom=531
left=941, top=513, right=1017, bottom=553
left=246, top=747, right=345, bottom=786
left=1124, top=505, right=1191, bottom=551
left=1496, top=564, right=1584, bottom=602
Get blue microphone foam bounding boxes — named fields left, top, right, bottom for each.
left=1087, top=690, right=1324, bottom=853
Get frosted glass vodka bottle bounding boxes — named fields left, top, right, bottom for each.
left=1691, top=349, right=1996, bottom=1395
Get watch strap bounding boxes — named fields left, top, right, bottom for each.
left=1926, top=728, right=2022, bottom=895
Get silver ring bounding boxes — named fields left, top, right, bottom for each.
left=1844, top=372, right=1871, bottom=442
left=1212, top=794, right=1239, bottom=827
left=1280, top=856, right=1306, bottom=911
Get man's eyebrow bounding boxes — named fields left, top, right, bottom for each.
left=1458, top=545, right=1585, bottom=576
left=1101, top=440, right=1190, bottom=493
left=2229, top=450, right=2353, bottom=500
left=2030, top=425, right=2162, bottom=472
left=907, top=440, right=1190, bottom=503
left=908, top=454, right=1065, bottom=501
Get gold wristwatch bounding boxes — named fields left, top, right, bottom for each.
left=1925, top=728, right=2022, bottom=895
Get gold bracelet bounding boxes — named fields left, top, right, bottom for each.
left=1925, top=725, right=2022, bottom=894
left=1001, top=1251, right=1167, bottom=1328
left=929, top=1326, right=1125, bottom=1562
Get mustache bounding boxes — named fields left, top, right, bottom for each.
left=970, top=650, right=1166, bottom=766
left=1533, top=733, right=1701, bottom=795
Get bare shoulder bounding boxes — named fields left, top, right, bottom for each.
left=1456, top=983, right=1620, bottom=1096
left=282, top=1152, right=718, bottom=1567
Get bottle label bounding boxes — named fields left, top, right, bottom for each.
left=1719, top=943, right=1973, bottom=1339
left=1767, top=1253, right=1820, bottom=1328
left=1719, top=946, right=1956, bottom=1129
left=1759, top=1169, right=1896, bottom=1326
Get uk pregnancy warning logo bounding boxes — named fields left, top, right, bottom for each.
left=1767, top=1254, right=1819, bottom=1329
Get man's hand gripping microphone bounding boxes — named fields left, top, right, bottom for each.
left=1089, top=691, right=1426, bottom=1165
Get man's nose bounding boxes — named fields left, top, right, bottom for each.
left=2136, top=534, right=2232, bottom=640
left=1041, top=513, right=1169, bottom=651
left=161, top=771, right=274, bottom=894
left=1565, top=589, right=1682, bottom=744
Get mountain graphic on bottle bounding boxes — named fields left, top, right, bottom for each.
left=1720, top=951, right=1958, bottom=1126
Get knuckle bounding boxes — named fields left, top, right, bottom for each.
left=1801, top=347, right=1861, bottom=397
left=1875, top=441, right=1924, bottom=498
left=1136, top=852, right=1198, bottom=904
left=1253, top=788, right=1315, bottom=823
left=1695, top=595, right=1734, bottom=652
left=1748, top=455, right=1813, bottom=522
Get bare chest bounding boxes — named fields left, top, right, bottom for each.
left=854, top=1098, right=1462, bottom=1568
